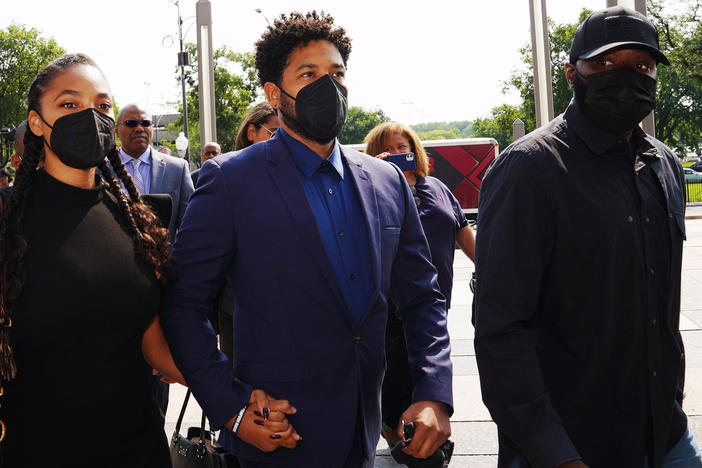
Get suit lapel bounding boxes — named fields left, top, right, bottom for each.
left=150, top=148, right=167, bottom=194
left=265, top=137, right=354, bottom=329
left=343, top=149, right=381, bottom=293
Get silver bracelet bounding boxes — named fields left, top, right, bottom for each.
left=232, top=406, right=247, bottom=434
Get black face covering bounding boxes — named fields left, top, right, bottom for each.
left=279, top=74, right=348, bottom=143
left=573, top=67, right=657, bottom=134
left=38, top=108, right=115, bottom=169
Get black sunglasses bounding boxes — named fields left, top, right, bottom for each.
left=119, top=119, right=153, bottom=128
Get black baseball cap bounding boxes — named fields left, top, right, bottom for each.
left=570, top=6, right=669, bottom=65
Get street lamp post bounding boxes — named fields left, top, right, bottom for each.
left=175, top=0, right=191, bottom=163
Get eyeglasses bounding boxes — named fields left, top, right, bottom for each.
left=118, top=119, right=153, bottom=128
left=203, top=151, right=220, bottom=156
left=256, top=124, right=277, bottom=136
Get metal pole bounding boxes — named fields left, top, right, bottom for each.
left=197, top=0, right=217, bottom=149
left=177, top=1, right=190, bottom=162
left=606, top=0, right=655, bottom=136
left=513, top=119, right=526, bottom=141
left=529, top=0, right=554, bottom=128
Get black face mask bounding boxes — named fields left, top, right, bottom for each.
left=573, top=67, right=657, bottom=134
left=279, top=74, right=348, bottom=143
left=38, top=108, right=115, bottom=169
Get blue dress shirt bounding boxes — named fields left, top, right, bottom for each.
left=119, top=147, right=152, bottom=194
left=279, top=128, right=373, bottom=326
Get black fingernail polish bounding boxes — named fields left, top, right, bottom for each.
left=270, top=434, right=281, bottom=439
left=253, top=410, right=263, bottom=417
left=254, top=419, right=265, bottom=426
left=263, top=408, right=270, bottom=419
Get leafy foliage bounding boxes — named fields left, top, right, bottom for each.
left=648, top=0, right=702, bottom=152
left=0, top=24, right=65, bottom=127
left=412, top=121, right=473, bottom=140
left=168, top=43, right=259, bottom=159
left=338, top=106, right=390, bottom=144
left=471, top=104, right=523, bottom=150
left=473, top=2, right=702, bottom=154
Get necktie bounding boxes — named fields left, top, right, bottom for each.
left=129, top=158, right=145, bottom=194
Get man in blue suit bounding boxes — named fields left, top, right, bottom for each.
left=162, top=11, right=452, bottom=468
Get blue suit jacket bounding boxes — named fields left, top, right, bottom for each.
left=161, top=133, right=453, bottom=467
left=148, top=149, right=194, bottom=239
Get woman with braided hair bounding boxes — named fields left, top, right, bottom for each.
left=0, top=53, right=183, bottom=467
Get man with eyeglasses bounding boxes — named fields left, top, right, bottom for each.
left=191, top=141, right=222, bottom=187
left=115, top=103, right=194, bottom=241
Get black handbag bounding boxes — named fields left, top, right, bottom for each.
left=170, top=389, right=241, bottom=468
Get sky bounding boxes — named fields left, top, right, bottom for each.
left=3, top=0, right=614, bottom=124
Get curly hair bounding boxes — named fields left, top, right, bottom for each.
left=364, top=121, right=430, bottom=178
left=0, top=53, right=170, bottom=382
left=234, top=102, right=277, bottom=150
left=254, top=11, right=352, bottom=86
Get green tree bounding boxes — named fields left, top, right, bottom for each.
left=0, top=24, right=65, bottom=127
left=648, top=0, right=702, bottom=152
left=505, top=9, right=593, bottom=134
left=412, top=121, right=473, bottom=139
left=169, top=43, right=259, bottom=159
left=471, top=104, right=523, bottom=150
left=338, top=106, right=390, bottom=144
left=415, top=128, right=461, bottom=141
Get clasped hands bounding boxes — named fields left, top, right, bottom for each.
left=233, top=390, right=451, bottom=458
left=231, top=389, right=302, bottom=452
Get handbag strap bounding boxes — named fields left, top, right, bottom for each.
left=175, top=389, right=210, bottom=448
left=175, top=388, right=192, bottom=434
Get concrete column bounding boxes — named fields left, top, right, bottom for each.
left=197, top=0, right=217, bottom=148
left=529, top=0, right=554, bottom=128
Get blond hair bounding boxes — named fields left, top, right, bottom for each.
left=363, top=121, right=428, bottom=177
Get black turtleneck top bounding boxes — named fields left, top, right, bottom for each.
left=2, top=169, right=170, bottom=467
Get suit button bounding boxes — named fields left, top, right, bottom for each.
left=652, top=370, right=657, bottom=377
left=652, top=318, right=657, bottom=326
left=627, top=216, right=634, bottom=223
left=354, top=336, right=361, bottom=343
left=350, top=274, right=356, bottom=280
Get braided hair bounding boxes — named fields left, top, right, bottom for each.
left=0, top=53, right=170, bottom=382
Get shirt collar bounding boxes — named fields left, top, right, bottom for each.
left=119, top=146, right=152, bottom=166
left=278, top=127, right=343, bottom=179
left=564, top=100, right=660, bottom=160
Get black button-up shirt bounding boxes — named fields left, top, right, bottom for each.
left=474, top=102, right=687, bottom=468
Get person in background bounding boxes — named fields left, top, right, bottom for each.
left=0, top=53, right=184, bottom=467
left=234, top=101, right=280, bottom=150
left=157, top=145, right=172, bottom=155
left=115, top=103, right=194, bottom=242
left=365, top=121, right=475, bottom=447
left=191, top=141, right=221, bottom=187
left=474, top=7, right=701, bottom=467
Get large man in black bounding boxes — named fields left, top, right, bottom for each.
left=474, top=7, right=700, bottom=468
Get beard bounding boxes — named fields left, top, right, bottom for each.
left=278, top=92, right=334, bottom=145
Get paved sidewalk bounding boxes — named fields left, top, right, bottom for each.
left=165, top=212, right=702, bottom=467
